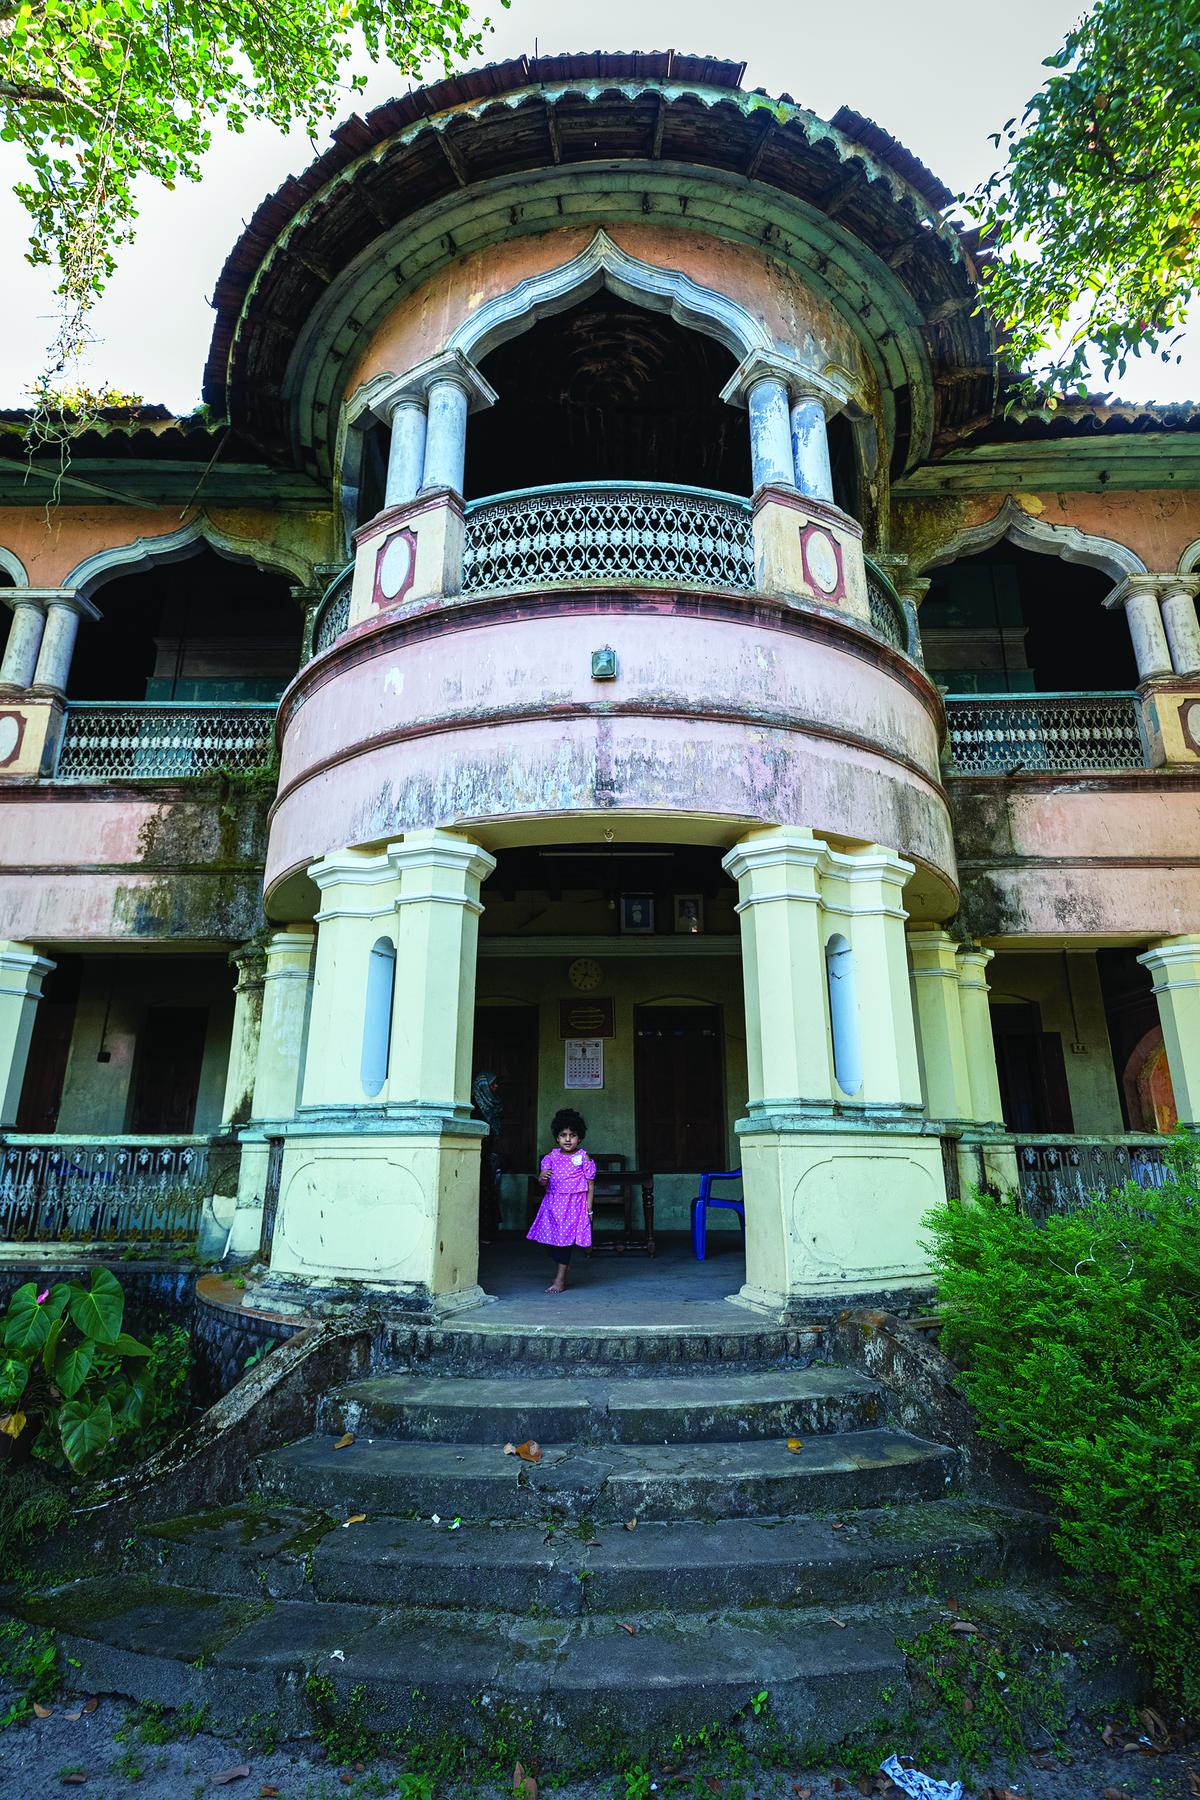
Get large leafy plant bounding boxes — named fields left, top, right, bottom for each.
left=0, top=1269, right=158, bottom=1474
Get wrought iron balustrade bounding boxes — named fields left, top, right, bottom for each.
left=312, top=566, right=353, bottom=655
left=944, top=692, right=1145, bottom=775
left=0, top=1137, right=211, bottom=1244
left=864, top=565, right=907, bottom=653
left=1015, top=1136, right=1170, bottom=1223
left=55, top=702, right=277, bottom=782
left=462, top=482, right=755, bottom=596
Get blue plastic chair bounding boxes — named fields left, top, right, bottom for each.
left=690, top=1169, right=744, bottom=1260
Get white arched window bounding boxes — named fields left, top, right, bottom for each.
left=825, top=933, right=863, bottom=1098
left=360, top=937, right=396, bottom=1097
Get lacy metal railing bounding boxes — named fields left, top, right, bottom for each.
left=944, top=692, right=1146, bottom=775
left=462, top=482, right=756, bottom=596
left=1015, top=1135, right=1170, bottom=1222
left=0, top=1137, right=211, bottom=1244
left=312, top=565, right=353, bottom=655
left=55, top=702, right=277, bottom=782
left=864, top=565, right=907, bottom=653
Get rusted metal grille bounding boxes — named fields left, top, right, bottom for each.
left=865, top=570, right=907, bottom=651
left=1015, top=1137, right=1169, bottom=1223
left=55, top=703, right=276, bottom=781
left=0, top=1139, right=210, bottom=1244
left=313, top=569, right=353, bottom=654
left=944, top=693, right=1145, bottom=775
left=462, top=482, right=755, bottom=595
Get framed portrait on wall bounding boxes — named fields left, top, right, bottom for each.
left=619, top=894, right=655, bottom=935
left=673, top=894, right=704, bottom=935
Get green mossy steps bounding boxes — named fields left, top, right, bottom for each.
left=8, top=1349, right=1129, bottom=1759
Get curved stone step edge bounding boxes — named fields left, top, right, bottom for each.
left=316, top=1368, right=886, bottom=1445
left=253, top=1428, right=960, bottom=1522
left=381, top=1322, right=827, bottom=1373
left=133, top=1499, right=1053, bottom=1612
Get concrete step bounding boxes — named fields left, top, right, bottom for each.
left=256, top=1428, right=958, bottom=1522
left=318, top=1368, right=885, bottom=1445
left=384, top=1318, right=828, bottom=1374
left=134, top=1498, right=1046, bottom=1613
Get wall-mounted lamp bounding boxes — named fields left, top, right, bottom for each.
left=591, top=647, right=617, bottom=681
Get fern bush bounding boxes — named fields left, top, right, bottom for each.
left=925, top=1138, right=1200, bottom=1713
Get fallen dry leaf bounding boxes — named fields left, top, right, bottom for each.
left=1188, top=1772, right=1200, bottom=1798
left=83, top=1697, right=98, bottom=1713
left=1103, top=1790, right=1126, bottom=1800
left=618, top=1621, right=638, bottom=1635
left=514, top=1439, right=542, bottom=1463
left=944, top=1595, right=958, bottom=1612
left=949, top=1619, right=979, bottom=1634
left=706, top=1780, right=721, bottom=1794
left=59, top=1776, right=86, bottom=1787
left=213, top=1768, right=251, bottom=1787
left=504, top=1442, right=517, bottom=1455
left=340, top=1776, right=353, bottom=1788
left=585, top=1538, right=602, bottom=1548
left=343, top=1513, right=367, bottom=1525
left=827, top=1614, right=847, bottom=1629
left=512, top=1760, right=538, bottom=1800
left=33, top=1702, right=53, bottom=1719
left=832, top=1781, right=846, bottom=1795
left=64, top=1708, right=82, bottom=1722
left=333, top=1433, right=354, bottom=1450
left=793, top=1788, right=812, bottom=1799
left=259, top=1789, right=281, bottom=1798
left=786, top=1438, right=804, bottom=1453
left=831, top=1520, right=845, bottom=1531
left=625, top=1517, right=638, bottom=1531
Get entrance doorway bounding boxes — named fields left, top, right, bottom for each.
left=634, top=1004, right=727, bottom=1171
left=472, top=1003, right=539, bottom=1179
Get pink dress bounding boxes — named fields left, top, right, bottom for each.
left=527, top=1147, right=596, bottom=1250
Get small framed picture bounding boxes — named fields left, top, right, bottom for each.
left=619, top=893, right=655, bottom=935
left=674, top=894, right=704, bottom=935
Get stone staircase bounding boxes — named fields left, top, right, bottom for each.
left=19, top=1328, right=1098, bottom=1761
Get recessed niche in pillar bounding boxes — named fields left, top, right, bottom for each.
left=825, top=933, right=862, bottom=1098
left=360, top=937, right=397, bottom=1098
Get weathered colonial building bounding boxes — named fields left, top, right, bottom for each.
left=2, top=51, right=1199, bottom=1315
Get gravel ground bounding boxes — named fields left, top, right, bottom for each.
left=0, top=1702, right=1196, bottom=1800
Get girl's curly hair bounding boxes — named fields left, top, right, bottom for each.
left=550, top=1107, right=588, bottom=1140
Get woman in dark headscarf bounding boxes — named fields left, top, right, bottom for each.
left=471, top=1070, right=504, bottom=1241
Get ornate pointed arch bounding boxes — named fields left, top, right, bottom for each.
left=917, top=496, right=1145, bottom=584
left=0, top=547, right=29, bottom=586
left=63, top=515, right=315, bottom=601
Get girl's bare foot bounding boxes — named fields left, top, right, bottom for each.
left=545, top=1280, right=566, bottom=1293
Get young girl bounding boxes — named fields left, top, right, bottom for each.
left=527, top=1108, right=596, bottom=1293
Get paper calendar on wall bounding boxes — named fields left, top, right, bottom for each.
left=564, top=1037, right=604, bottom=1089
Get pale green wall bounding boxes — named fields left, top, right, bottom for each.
left=988, top=950, right=1123, bottom=1133
left=56, top=955, right=235, bottom=1135
left=477, top=946, right=748, bottom=1233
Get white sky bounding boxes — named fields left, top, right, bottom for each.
left=2, top=0, right=1195, bottom=414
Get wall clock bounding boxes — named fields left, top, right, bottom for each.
left=568, top=956, right=604, bottom=992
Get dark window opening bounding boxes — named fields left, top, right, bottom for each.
left=827, top=412, right=859, bottom=522
left=16, top=955, right=82, bottom=1133
left=634, top=1004, right=726, bottom=1172
left=353, top=420, right=390, bottom=531
left=466, top=290, right=751, bottom=499
left=69, top=545, right=302, bottom=703
left=991, top=1000, right=1074, bottom=1133
left=0, top=567, right=13, bottom=667
left=1096, top=949, right=1162, bottom=1131
left=919, top=541, right=1135, bottom=694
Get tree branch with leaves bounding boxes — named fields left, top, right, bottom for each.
left=972, top=0, right=1200, bottom=404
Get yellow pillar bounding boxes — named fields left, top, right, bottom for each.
left=0, top=941, right=54, bottom=1127
left=722, top=829, right=944, bottom=1313
left=220, top=945, right=266, bottom=1128
left=907, top=927, right=974, bottom=1122
left=957, top=946, right=1005, bottom=1126
left=263, top=832, right=496, bottom=1312
left=1138, top=936, right=1200, bottom=1129
left=227, top=928, right=315, bottom=1260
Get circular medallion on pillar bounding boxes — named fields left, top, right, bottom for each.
left=800, top=524, right=846, bottom=601
left=372, top=529, right=417, bottom=609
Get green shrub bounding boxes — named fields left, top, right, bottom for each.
left=0, top=1269, right=191, bottom=1475
left=925, top=1138, right=1200, bottom=1712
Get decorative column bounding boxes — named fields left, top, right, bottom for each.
left=1137, top=936, right=1200, bottom=1129
left=789, top=390, right=834, bottom=503
left=0, top=941, right=54, bottom=1127
left=383, top=397, right=428, bottom=508
left=1159, top=576, right=1200, bottom=677
left=956, top=945, right=1005, bottom=1126
left=1107, top=575, right=1173, bottom=681
left=722, top=827, right=945, bottom=1312
left=227, top=927, right=316, bottom=1259
left=826, top=845, right=923, bottom=1115
left=351, top=352, right=496, bottom=619
left=0, top=596, right=48, bottom=690
left=262, top=831, right=496, bottom=1312
left=907, top=928, right=974, bottom=1121
left=30, top=592, right=100, bottom=694
left=219, top=946, right=266, bottom=1129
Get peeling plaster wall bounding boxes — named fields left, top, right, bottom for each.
left=266, top=604, right=955, bottom=905
left=0, top=506, right=333, bottom=590
left=350, top=223, right=878, bottom=415
left=896, top=489, right=1200, bottom=578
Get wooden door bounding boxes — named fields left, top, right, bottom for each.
left=634, top=1004, right=726, bottom=1172
left=471, top=1005, right=539, bottom=1174
left=128, top=1007, right=208, bottom=1133
left=16, top=959, right=81, bottom=1132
